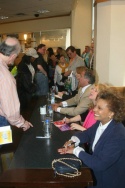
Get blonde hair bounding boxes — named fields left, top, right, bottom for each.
left=96, top=83, right=108, bottom=92
left=89, top=83, right=108, bottom=109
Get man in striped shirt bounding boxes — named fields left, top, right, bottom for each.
left=0, top=37, right=33, bottom=131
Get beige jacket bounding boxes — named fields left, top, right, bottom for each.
left=60, top=85, right=93, bottom=116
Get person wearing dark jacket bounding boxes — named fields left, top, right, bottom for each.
left=47, top=47, right=58, bottom=88
left=16, top=48, right=38, bottom=109
left=58, top=90, right=125, bottom=188
left=32, top=44, right=49, bottom=95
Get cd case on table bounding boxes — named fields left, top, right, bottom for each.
left=53, top=120, right=70, bottom=131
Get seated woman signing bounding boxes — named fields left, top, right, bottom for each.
left=63, top=83, right=107, bottom=131
left=58, top=90, right=125, bottom=188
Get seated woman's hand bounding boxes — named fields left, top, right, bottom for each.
left=70, top=123, right=86, bottom=131
left=58, top=147, right=74, bottom=154
left=62, top=117, right=70, bottom=124
left=58, top=140, right=75, bottom=154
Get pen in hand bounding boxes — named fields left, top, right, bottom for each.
left=63, top=142, right=76, bottom=148
left=63, top=116, right=66, bottom=123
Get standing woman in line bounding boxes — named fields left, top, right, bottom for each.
left=63, top=83, right=107, bottom=131
left=58, top=90, right=125, bottom=188
left=54, top=55, right=69, bottom=92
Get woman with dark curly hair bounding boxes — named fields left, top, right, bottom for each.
left=58, top=90, right=125, bottom=188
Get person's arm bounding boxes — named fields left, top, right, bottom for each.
left=58, top=124, right=98, bottom=156
left=52, top=101, right=68, bottom=112
left=58, top=88, right=91, bottom=116
left=58, top=136, right=83, bottom=155
left=58, top=126, right=122, bottom=173
left=64, top=70, right=72, bottom=77
left=53, top=89, right=82, bottom=114
left=52, top=102, right=62, bottom=108
left=0, top=74, right=33, bottom=130
left=59, top=100, right=89, bottom=116
left=64, top=115, right=81, bottom=124
left=37, top=64, right=47, bottom=76
left=70, top=123, right=86, bottom=131
left=64, top=88, right=82, bottom=107
left=58, top=125, right=95, bottom=156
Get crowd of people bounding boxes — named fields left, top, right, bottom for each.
left=0, top=36, right=125, bottom=188
left=10, top=41, right=94, bottom=109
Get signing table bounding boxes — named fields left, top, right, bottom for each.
left=0, top=96, right=93, bottom=187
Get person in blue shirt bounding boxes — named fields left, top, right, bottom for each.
left=82, top=45, right=92, bottom=68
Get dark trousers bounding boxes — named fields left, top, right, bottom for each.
left=0, top=115, right=8, bottom=127
left=56, top=83, right=65, bottom=92
left=35, top=72, right=49, bottom=96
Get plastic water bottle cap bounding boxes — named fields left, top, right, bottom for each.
left=45, top=119, right=49, bottom=123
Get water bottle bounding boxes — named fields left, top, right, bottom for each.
left=47, top=92, right=51, bottom=104
left=48, top=105, right=53, bottom=122
left=40, top=105, right=46, bottom=122
left=43, top=119, right=51, bottom=138
left=51, top=88, right=55, bottom=104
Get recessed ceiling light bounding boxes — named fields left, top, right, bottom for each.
left=0, top=16, right=8, bottom=20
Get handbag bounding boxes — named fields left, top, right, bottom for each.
left=52, top=155, right=82, bottom=178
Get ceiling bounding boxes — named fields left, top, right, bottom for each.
left=0, top=0, right=75, bottom=42
left=0, top=0, right=75, bottom=24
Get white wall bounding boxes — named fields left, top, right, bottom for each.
left=95, top=1, right=125, bottom=86
left=0, top=16, right=71, bottom=34
left=109, top=1, right=125, bottom=86
left=0, top=1, right=93, bottom=53
left=71, top=0, right=92, bottom=54
left=0, top=16, right=71, bottom=50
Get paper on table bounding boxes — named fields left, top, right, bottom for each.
left=40, top=105, right=46, bottom=114
left=36, top=136, right=50, bottom=139
left=0, top=125, right=12, bottom=144
left=53, top=120, right=70, bottom=131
